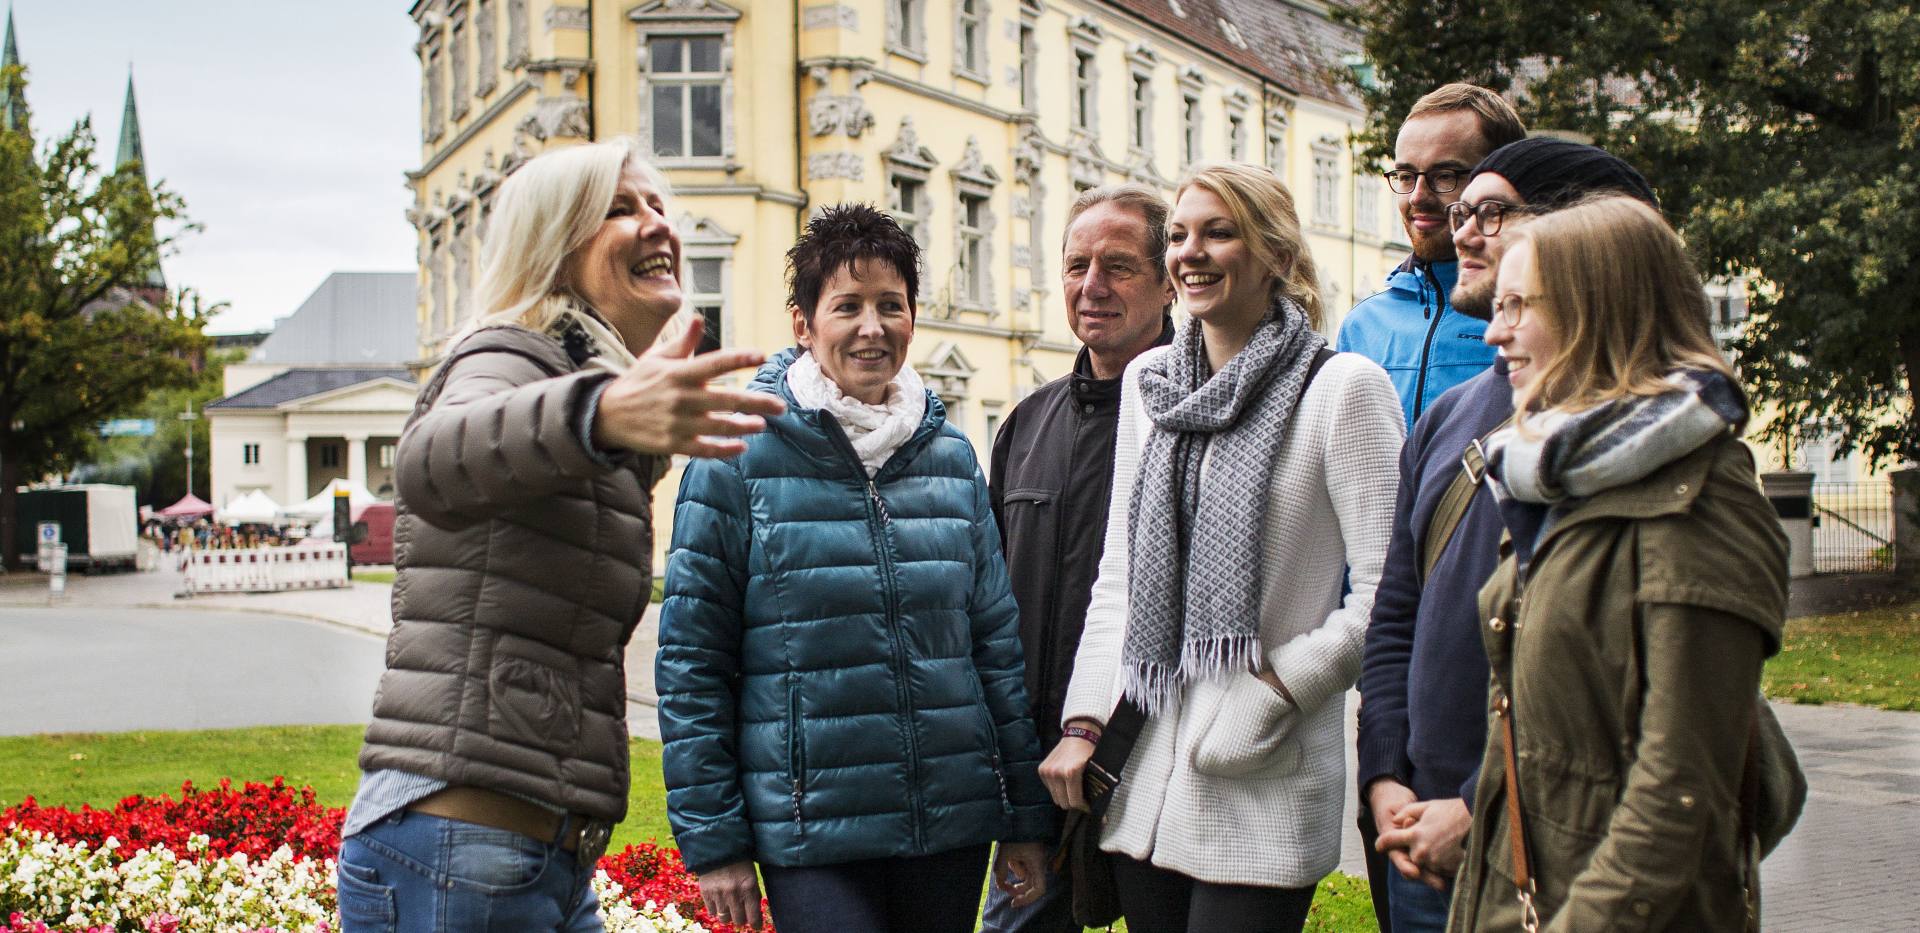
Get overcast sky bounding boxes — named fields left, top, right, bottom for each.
left=9, top=1, right=420, bottom=334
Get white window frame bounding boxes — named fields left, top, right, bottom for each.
left=954, top=0, right=989, bottom=82
left=1179, top=66, right=1205, bottom=169
left=1265, top=104, right=1290, bottom=177
left=242, top=443, right=261, bottom=466
left=883, top=118, right=939, bottom=264
left=1356, top=173, right=1381, bottom=237
left=950, top=137, right=1002, bottom=315
left=678, top=214, right=740, bottom=351
left=1130, top=71, right=1154, bottom=153
left=632, top=0, right=740, bottom=169
left=887, top=0, right=927, bottom=61
left=1312, top=138, right=1342, bottom=229
left=1071, top=46, right=1098, bottom=133
left=1016, top=13, right=1038, bottom=111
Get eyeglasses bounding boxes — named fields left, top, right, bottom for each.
left=1447, top=200, right=1517, bottom=236
left=1493, top=293, right=1542, bottom=328
left=1382, top=168, right=1467, bottom=195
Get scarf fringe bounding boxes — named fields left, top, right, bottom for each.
left=1121, top=634, right=1264, bottom=715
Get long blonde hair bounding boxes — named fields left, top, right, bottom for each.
left=471, top=136, right=675, bottom=354
left=1174, top=162, right=1323, bottom=330
left=1512, top=194, right=1734, bottom=413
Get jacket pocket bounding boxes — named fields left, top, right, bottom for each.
left=1188, top=673, right=1302, bottom=778
left=787, top=685, right=806, bottom=832
left=486, top=656, right=580, bottom=755
left=967, top=676, right=1015, bottom=815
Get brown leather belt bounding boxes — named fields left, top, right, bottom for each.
left=407, top=786, right=612, bottom=864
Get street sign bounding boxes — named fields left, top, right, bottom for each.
left=36, top=522, right=59, bottom=573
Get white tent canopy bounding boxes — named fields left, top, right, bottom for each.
left=215, top=489, right=284, bottom=525
left=282, top=478, right=380, bottom=521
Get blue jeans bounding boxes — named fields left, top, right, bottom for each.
left=979, top=843, right=1079, bottom=933
left=1385, top=866, right=1453, bottom=933
left=336, top=810, right=603, bottom=932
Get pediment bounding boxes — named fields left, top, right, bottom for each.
left=628, top=0, right=741, bottom=22
left=282, top=378, right=420, bottom=413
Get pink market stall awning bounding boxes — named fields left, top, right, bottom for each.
left=157, top=494, right=214, bottom=518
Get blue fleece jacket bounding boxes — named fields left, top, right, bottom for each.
left=1336, top=260, right=1495, bottom=429
left=1356, top=359, right=1513, bottom=807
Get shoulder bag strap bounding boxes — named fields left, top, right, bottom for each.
left=1419, top=412, right=1516, bottom=586
left=1494, top=682, right=1543, bottom=933
left=1081, top=345, right=1337, bottom=816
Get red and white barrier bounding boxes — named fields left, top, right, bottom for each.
left=183, top=545, right=348, bottom=594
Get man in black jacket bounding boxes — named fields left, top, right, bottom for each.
left=981, top=184, right=1174, bottom=933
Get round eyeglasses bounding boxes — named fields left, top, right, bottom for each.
left=1382, top=168, right=1466, bottom=195
left=1493, top=293, right=1542, bottom=328
left=1447, top=200, right=1516, bottom=236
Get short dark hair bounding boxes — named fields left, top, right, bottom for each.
left=1406, top=83, right=1528, bottom=154
left=786, top=204, right=921, bottom=319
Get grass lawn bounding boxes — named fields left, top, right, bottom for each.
left=1763, top=602, right=1920, bottom=710
left=0, top=726, right=1376, bottom=930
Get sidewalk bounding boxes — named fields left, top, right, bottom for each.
left=0, top=565, right=665, bottom=740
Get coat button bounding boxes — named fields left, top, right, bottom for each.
left=1680, top=794, right=1696, bottom=808
left=1675, top=483, right=1689, bottom=495
left=1083, top=403, right=1095, bottom=414
left=1489, top=617, right=1506, bottom=632
left=1633, top=900, right=1652, bottom=917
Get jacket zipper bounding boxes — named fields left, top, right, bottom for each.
left=1411, top=265, right=1446, bottom=423
left=822, top=416, right=926, bottom=851
left=971, top=679, right=1015, bottom=815
left=788, top=685, right=806, bottom=834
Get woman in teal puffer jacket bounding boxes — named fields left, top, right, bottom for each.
left=657, top=205, right=1054, bottom=933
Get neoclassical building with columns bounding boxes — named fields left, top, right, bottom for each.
left=405, top=0, right=1406, bottom=560
left=205, top=273, right=419, bottom=512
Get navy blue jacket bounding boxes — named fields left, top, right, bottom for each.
left=1336, top=259, right=1495, bottom=428
left=657, top=349, right=1053, bottom=874
left=1356, top=360, right=1512, bottom=807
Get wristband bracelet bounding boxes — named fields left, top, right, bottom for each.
left=1061, top=725, right=1103, bottom=745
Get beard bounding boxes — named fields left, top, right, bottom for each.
left=1451, top=273, right=1494, bottom=321
left=1409, top=224, right=1457, bottom=263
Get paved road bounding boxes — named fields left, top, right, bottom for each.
left=0, top=607, right=387, bottom=735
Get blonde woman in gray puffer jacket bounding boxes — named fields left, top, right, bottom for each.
left=336, top=137, right=785, bottom=932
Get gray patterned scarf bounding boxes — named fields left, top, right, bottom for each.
left=1123, top=297, right=1326, bottom=714
left=1488, top=368, right=1747, bottom=504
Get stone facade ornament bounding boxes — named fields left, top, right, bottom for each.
left=807, top=152, right=865, bottom=181
left=545, top=5, right=590, bottom=31
left=806, top=65, right=875, bottom=138
left=884, top=116, right=938, bottom=170
left=506, top=0, right=530, bottom=68
left=517, top=96, right=591, bottom=141
left=802, top=4, right=858, bottom=30
left=951, top=135, right=998, bottom=186
left=475, top=0, right=498, bottom=97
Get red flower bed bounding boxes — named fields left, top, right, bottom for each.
left=601, top=842, right=774, bottom=933
left=0, top=778, right=343, bottom=863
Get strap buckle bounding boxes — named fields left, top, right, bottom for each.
left=574, top=818, right=613, bottom=867
left=1462, top=439, right=1490, bottom=486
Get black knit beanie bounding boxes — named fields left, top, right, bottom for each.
left=1470, top=137, right=1659, bottom=211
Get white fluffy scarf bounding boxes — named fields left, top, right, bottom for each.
left=786, top=351, right=928, bottom=476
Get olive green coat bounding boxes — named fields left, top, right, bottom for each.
left=1448, top=436, right=1788, bottom=933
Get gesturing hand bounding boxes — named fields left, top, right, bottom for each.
left=696, top=860, right=765, bottom=930
left=592, top=317, right=787, bottom=458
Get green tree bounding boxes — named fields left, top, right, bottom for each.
left=1337, top=0, right=1920, bottom=465
left=0, top=63, right=207, bottom=566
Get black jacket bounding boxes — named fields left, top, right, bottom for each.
left=988, top=319, right=1172, bottom=749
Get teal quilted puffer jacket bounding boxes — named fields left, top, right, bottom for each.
left=657, top=349, right=1054, bottom=874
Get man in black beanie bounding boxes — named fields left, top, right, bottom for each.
left=1357, top=137, right=1659, bottom=933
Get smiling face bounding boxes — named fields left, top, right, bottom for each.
left=1063, top=202, right=1174, bottom=378
left=1449, top=172, right=1525, bottom=320
left=560, top=163, right=683, bottom=342
left=792, top=257, right=915, bottom=405
left=1166, top=185, right=1273, bottom=330
left=1394, top=110, right=1492, bottom=263
left=1483, top=239, right=1559, bottom=406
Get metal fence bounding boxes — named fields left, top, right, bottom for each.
left=1811, top=481, right=1893, bottom=573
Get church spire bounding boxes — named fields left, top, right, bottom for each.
left=2, top=6, right=28, bottom=137
left=116, top=69, right=165, bottom=292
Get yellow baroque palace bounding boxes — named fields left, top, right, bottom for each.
left=405, top=0, right=1410, bottom=564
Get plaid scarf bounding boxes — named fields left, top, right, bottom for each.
left=1488, top=369, right=1747, bottom=505
left=1122, top=297, right=1326, bottom=715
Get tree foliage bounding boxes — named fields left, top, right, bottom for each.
left=0, top=63, right=208, bottom=564
left=1336, top=0, right=1920, bottom=465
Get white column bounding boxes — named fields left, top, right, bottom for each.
left=285, top=436, right=308, bottom=503
left=346, top=435, right=369, bottom=493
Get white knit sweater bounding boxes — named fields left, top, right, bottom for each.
left=1061, top=347, right=1403, bottom=887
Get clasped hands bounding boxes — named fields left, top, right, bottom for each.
left=1368, top=779, right=1471, bottom=890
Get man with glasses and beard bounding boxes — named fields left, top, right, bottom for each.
left=1337, top=85, right=1525, bottom=430
left=1356, top=137, right=1660, bottom=933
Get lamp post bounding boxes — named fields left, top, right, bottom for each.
left=177, top=404, right=198, bottom=499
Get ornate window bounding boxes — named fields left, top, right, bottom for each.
left=678, top=214, right=739, bottom=353
left=506, top=0, right=529, bottom=67
left=450, top=14, right=470, bottom=120
left=632, top=0, right=740, bottom=166
left=1182, top=93, right=1202, bottom=167
left=1072, top=48, right=1098, bottom=132
left=1225, top=88, right=1251, bottom=163
left=883, top=117, right=938, bottom=259
left=1312, top=138, right=1342, bottom=228
left=887, top=0, right=926, bottom=60
left=1130, top=72, right=1153, bottom=152
left=1017, top=19, right=1037, bottom=110
left=1266, top=105, right=1290, bottom=177
left=422, top=35, right=446, bottom=143
left=475, top=0, right=498, bottom=97
left=951, top=137, right=1001, bottom=313
left=954, top=0, right=988, bottom=81
left=1356, top=174, right=1381, bottom=236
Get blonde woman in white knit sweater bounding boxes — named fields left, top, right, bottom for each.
left=1039, top=162, right=1402, bottom=933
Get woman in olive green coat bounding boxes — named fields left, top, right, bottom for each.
left=1447, top=196, right=1789, bottom=932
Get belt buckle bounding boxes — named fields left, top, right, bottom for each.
left=576, top=819, right=612, bottom=867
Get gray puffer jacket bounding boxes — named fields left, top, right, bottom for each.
left=358, top=322, right=664, bottom=821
